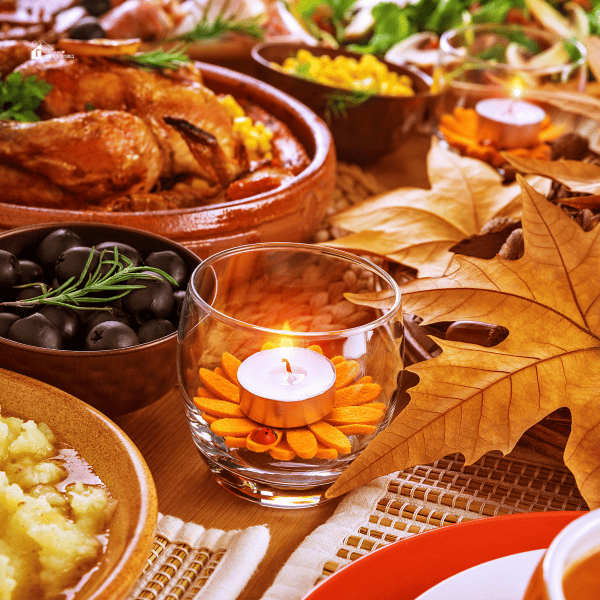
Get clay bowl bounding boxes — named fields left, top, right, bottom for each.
left=0, top=63, right=335, bottom=258
left=0, top=222, right=200, bottom=417
left=251, top=42, right=433, bottom=163
left=0, top=367, right=157, bottom=600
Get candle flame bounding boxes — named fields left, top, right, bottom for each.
left=280, top=321, right=293, bottom=357
left=507, top=75, right=528, bottom=99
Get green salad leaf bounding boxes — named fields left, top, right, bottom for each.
left=0, top=72, right=53, bottom=122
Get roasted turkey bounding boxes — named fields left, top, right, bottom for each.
left=0, top=40, right=309, bottom=211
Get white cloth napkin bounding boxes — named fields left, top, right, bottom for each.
left=127, top=513, right=270, bottom=600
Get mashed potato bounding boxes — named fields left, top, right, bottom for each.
left=0, top=409, right=115, bottom=600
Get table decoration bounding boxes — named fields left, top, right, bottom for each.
left=325, top=137, right=541, bottom=278
left=325, top=175, right=600, bottom=510
left=177, top=242, right=404, bottom=507
left=126, top=514, right=269, bottom=600
left=433, top=23, right=587, bottom=167
left=261, top=452, right=586, bottom=600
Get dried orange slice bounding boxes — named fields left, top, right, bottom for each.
left=57, top=38, right=142, bottom=57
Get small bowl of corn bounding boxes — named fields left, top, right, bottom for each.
left=252, top=42, right=433, bottom=163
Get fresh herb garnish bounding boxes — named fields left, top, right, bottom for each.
left=118, top=45, right=192, bottom=70
left=295, top=61, right=311, bottom=77
left=0, top=72, right=53, bottom=122
left=173, top=0, right=264, bottom=42
left=323, top=90, right=373, bottom=124
left=1, top=249, right=177, bottom=311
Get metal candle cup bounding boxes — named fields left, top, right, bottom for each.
left=475, top=98, right=546, bottom=149
left=238, top=348, right=336, bottom=428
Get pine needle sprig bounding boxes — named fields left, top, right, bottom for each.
left=1, top=249, right=178, bottom=311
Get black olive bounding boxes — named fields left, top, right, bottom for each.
left=37, top=229, right=83, bottom=267
left=69, top=15, right=106, bottom=40
left=8, top=313, right=63, bottom=349
left=55, top=246, right=100, bottom=283
left=171, top=289, right=186, bottom=324
left=0, top=312, right=19, bottom=337
left=85, top=321, right=139, bottom=351
left=80, top=0, right=111, bottom=17
left=40, top=305, right=80, bottom=341
left=14, top=284, right=45, bottom=315
left=86, top=307, right=130, bottom=333
left=0, top=249, right=21, bottom=288
left=18, top=259, right=44, bottom=285
left=144, top=250, right=187, bottom=288
left=95, top=241, right=142, bottom=268
left=123, top=273, right=174, bottom=323
left=137, top=318, right=176, bottom=344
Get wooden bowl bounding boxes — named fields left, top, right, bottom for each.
left=0, top=222, right=200, bottom=417
left=0, top=63, right=336, bottom=259
left=251, top=42, right=433, bottom=163
left=0, top=367, right=157, bottom=600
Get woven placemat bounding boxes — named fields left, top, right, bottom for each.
left=126, top=514, right=269, bottom=600
left=261, top=452, right=586, bottom=600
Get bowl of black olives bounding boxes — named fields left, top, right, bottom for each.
left=0, top=222, right=200, bottom=417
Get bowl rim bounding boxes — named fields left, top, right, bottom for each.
left=439, top=22, right=588, bottom=74
left=0, top=221, right=200, bottom=355
left=0, top=61, right=333, bottom=218
left=185, top=241, right=402, bottom=339
left=251, top=40, right=434, bottom=99
left=0, top=367, right=158, bottom=600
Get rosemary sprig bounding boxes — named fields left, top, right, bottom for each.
left=0, top=249, right=178, bottom=311
left=172, top=0, right=264, bottom=43
left=118, top=45, right=192, bottom=70
left=323, top=90, right=374, bottom=125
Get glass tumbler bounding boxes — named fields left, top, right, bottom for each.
left=177, top=243, right=404, bottom=508
left=433, top=23, right=587, bottom=167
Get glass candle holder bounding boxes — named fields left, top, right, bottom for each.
left=433, top=23, right=587, bottom=168
left=177, top=243, right=404, bottom=508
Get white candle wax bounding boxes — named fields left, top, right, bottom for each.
left=238, top=347, right=336, bottom=428
left=475, top=98, right=546, bottom=149
left=238, top=348, right=335, bottom=401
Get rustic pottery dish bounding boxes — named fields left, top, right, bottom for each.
left=0, top=63, right=336, bottom=259
left=251, top=42, right=433, bottom=163
left=0, top=222, right=200, bottom=417
left=0, top=367, right=158, bottom=600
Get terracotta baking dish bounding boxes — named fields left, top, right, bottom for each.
left=0, top=62, right=336, bottom=259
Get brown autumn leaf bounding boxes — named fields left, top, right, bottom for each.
left=525, top=88, right=600, bottom=124
left=503, top=153, right=600, bottom=195
left=324, top=138, right=527, bottom=278
left=326, top=175, right=600, bottom=509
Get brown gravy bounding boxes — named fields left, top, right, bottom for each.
left=562, top=547, right=600, bottom=600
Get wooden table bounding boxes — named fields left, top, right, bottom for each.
left=113, top=135, right=435, bottom=600
left=115, top=388, right=343, bottom=600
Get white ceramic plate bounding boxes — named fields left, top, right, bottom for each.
left=416, top=549, right=544, bottom=600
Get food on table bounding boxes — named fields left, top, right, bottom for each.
left=273, top=48, right=415, bottom=96
left=0, top=408, right=115, bottom=599
left=562, top=547, right=600, bottom=600
left=0, top=227, right=190, bottom=350
left=279, top=0, right=594, bottom=71
left=0, top=40, right=310, bottom=211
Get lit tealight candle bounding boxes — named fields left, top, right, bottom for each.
left=238, top=348, right=336, bottom=429
left=475, top=98, right=546, bottom=149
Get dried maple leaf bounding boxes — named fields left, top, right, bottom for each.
left=324, top=138, right=526, bottom=278
left=327, top=176, right=600, bottom=508
left=503, top=153, right=600, bottom=195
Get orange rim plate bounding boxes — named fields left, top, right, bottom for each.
left=301, top=511, right=585, bottom=600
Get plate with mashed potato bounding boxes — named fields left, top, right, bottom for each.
left=0, top=367, right=157, bottom=600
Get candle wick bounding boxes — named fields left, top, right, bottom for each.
left=282, top=358, right=292, bottom=373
